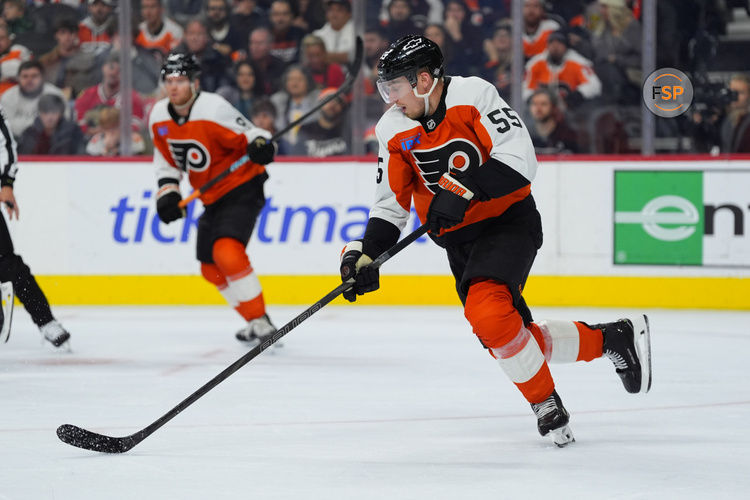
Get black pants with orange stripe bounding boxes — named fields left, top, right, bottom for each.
left=446, top=195, right=543, bottom=327
left=0, top=213, right=54, bottom=327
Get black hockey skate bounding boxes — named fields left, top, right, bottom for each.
left=531, top=390, right=574, bottom=447
left=593, top=315, right=652, bottom=394
left=235, top=314, right=280, bottom=347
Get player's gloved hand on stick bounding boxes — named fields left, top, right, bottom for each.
left=247, top=136, right=276, bottom=165
left=156, top=183, right=185, bottom=224
left=340, top=240, right=379, bottom=302
left=427, top=171, right=485, bottom=234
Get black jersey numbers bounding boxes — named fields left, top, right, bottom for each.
left=488, top=107, right=522, bottom=133
left=377, top=157, right=384, bottom=184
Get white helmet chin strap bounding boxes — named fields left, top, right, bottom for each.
left=413, top=77, right=440, bottom=117
left=173, top=81, right=198, bottom=111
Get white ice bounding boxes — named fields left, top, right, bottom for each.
left=1, top=305, right=749, bottom=500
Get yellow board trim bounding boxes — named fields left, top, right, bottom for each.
left=34, top=275, right=750, bottom=310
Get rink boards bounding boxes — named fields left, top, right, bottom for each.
left=8, top=156, right=750, bottom=309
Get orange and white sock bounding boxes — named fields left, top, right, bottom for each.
left=464, top=279, right=554, bottom=404
left=209, top=237, right=266, bottom=321
left=527, top=320, right=603, bottom=363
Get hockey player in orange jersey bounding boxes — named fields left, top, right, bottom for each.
left=149, top=53, right=277, bottom=345
left=338, top=36, right=652, bottom=447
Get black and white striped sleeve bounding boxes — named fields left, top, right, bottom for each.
left=0, top=106, right=18, bottom=188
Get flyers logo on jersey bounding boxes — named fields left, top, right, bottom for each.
left=167, top=139, right=211, bottom=172
left=412, top=138, right=482, bottom=194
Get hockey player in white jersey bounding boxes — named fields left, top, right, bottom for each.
left=338, top=35, right=652, bottom=446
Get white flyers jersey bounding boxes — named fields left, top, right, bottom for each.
left=149, top=91, right=271, bottom=205
left=372, top=75, right=538, bottom=236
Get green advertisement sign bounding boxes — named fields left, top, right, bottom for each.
left=614, top=171, right=704, bottom=265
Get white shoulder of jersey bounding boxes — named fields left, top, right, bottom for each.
left=148, top=98, right=171, bottom=131
left=374, top=104, right=419, bottom=145
left=444, top=75, right=501, bottom=108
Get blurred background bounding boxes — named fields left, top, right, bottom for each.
left=2, top=0, right=749, bottom=158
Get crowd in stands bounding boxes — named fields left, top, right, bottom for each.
left=0, top=0, right=747, bottom=157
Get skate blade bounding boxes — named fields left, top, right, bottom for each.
left=631, top=314, right=652, bottom=393
left=551, top=425, right=575, bottom=448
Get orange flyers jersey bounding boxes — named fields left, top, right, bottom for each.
left=523, top=49, right=601, bottom=100
left=373, top=76, right=537, bottom=241
left=136, top=18, right=183, bottom=55
left=523, top=19, right=560, bottom=59
left=149, top=91, right=271, bottom=206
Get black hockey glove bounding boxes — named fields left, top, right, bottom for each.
left=156, top=183, right=185, bottom=224
left=340, top=240, right=379, bottom=302
left=426, top=172, right=484, bottom=234
left=247, top=136, right=276, bottom=165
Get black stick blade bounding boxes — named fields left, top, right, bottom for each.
left=57, top=424, right=137, bottom=453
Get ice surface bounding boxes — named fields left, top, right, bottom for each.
left=1, top=305, right=749, bottom=499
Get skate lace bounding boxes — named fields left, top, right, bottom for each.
left=532, top=397, right=557, bottom=419
left=605, top=349, right=628, bottom=370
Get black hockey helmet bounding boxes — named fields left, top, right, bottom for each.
left=161, top=52, right=201, bottom=82
left=377, top=35, right=444, bottom=87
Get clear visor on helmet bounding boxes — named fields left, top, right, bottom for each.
left=376, top=76, right=413, bottom=103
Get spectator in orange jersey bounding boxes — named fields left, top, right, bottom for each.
left=136, top=0, right=184, bottom=59
left=522, top=0, right=560, bottom=59
left=300, top=34, right=344, bottom=90
left=78, top=0, right=115, bottom=54
left=0, top=24, right=31, bottom=97
left=522, top=30, right=601, bottom=108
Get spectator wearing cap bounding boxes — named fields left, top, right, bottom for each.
left=0, top=60, right=66, bottom=138
left=245, top=26, right=286, bottom=95
left=527, top=88, right=580, bottom=154
left=481, top=24, right=512, bottom=100
left=269, top=0, right=306, bottom=64
left=3, top=0, right=34, bottom=37
left=523, top=29, right=601, bottom=108
left=0, top=23, right=32, bottom=97
left=384, top=0, right=422, bottom=42
left=18, top=93, right=85, bottom=155
left=206, top=0, right=246, bottom=57
left=74, top=51, right=146, bottom=136
left=79, top=0, right=116, bottom=55
left=173, top=19, right=233, bottom=92
left=313, top=0, right=356, bottom=65
left=136, top=0, right=184, bottom=58
left=290, top=86, right=349, bottom=157
left=592, top=0, right=641, bottom=105
left=523, top=0, right=560, bottom=59
left=300, top=34, right=345, bottom=90
left=85, top=106, right=146, bottom=156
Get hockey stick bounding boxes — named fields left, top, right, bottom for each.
left=57, top=223, right=429, bottom=453
left=177, top=36, right=365, bottom=209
